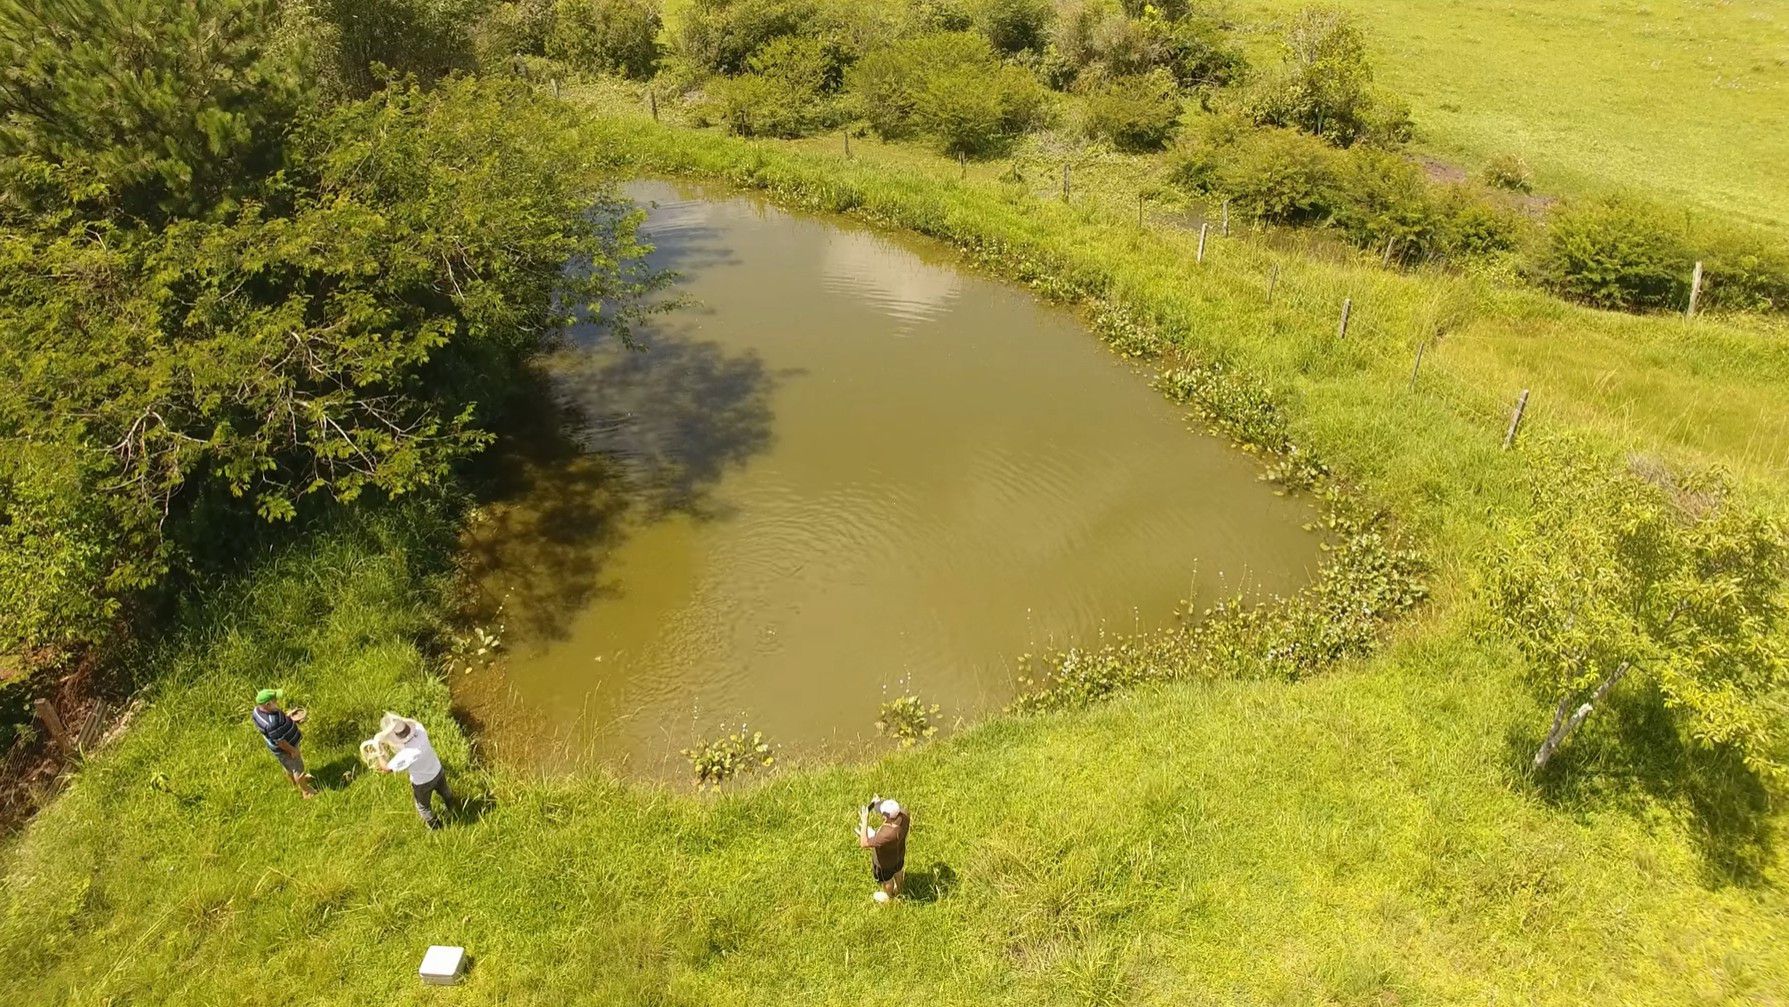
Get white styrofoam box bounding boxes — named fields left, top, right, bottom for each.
left=420, top=945, right=466, bottom=986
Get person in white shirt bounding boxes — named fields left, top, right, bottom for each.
left=375, top=717, right=453, bottom=829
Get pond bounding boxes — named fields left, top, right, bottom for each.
left=455, top=179, right=1321, bottom=778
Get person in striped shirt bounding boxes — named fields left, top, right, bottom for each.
left=251, top=689, right=316, bottom=799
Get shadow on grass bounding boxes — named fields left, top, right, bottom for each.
left=903, top=862, right=958, bottom=904
left=1507, top=682, right=1775, bottom=887
left=451, top=788, right=497, bottom=827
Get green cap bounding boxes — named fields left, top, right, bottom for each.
left=255, top=688, right=283, bottom=705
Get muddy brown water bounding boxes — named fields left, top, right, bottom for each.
left=456, top=180, right=1321, bottom=779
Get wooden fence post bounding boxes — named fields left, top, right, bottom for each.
left=1686, top=260, right=1704, bottom=318
left=1061, top=163, right=1070, bottom=201
left=1266, top=264, right=1279, bottom=306
left=648, top=89, right=658, bottom=122
left=1503, top=389, right=1530, bottom=449
left=1409, top=341, right=1426, bottom=390
left=1382, top=236, right=1397, bottom=267
left=35, top=699, right=72, bottom=756
left=1221, top=199, right=1230, bottom=237
left=1197, top=223, right=1209, bottom=264
left=1337, top=297, right=1353, bottom=339
left=1138, top=192, right=1145, bottom=228
left=843, top=130, right=851, bottom=158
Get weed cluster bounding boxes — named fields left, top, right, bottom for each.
left=683, top=726, right=776, bottom=789
left=875, top=694, right=940, bottom=747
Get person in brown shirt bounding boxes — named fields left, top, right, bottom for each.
left=857, top=797, right=910, bottom=903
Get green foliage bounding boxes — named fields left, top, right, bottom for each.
left=1170, top=122, right=1339, bottom=224
left=1539, top=196, right=1692, bottom=311
left=675, top=0, right=816, bottom=75
left=683, top=725, right=775, bottom=788
left=0, top=0, right=304, bottom=225
left=305, top=0, right=484, bottom=97
left=1482, top=152, right=1534, bottom=193
left=1079, top=69, right=1183, bottom=152
left=0, top=443, right=133, bottom=654
left=471, top=0, right=557, bottom=66
left=1048, top=1, right=1241, bottom=90
left=972, top=0, right=1052, bottom=54
left=708, top=34, right=836, bottom=136
left=549, top=0, right=661, bottom=79
left=1697, top=226, right=1789, bottom=314
left=1329, top=147, right=1450, bottom=262
left=0, top=6, right=661, bottom=657
left=847, top=32, right=1047, bottom=156
left=1235, top=4, right=1408, bottom=147
left=875, top=694, right=940, bottom=746
left=1488, top=442, right=1789, bottom=782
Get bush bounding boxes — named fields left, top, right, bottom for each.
left=708, top=35, right=836, bottom=137
left=1482, top=152, right=1534, bottom=193
left=1331, top=147, right=1449, bottom=261
left=1080, top=69, right=1182, bottom=151
left=1539, top=196, right=1693, bottom=311
left=675, top=0, right=816, bottom=75
left=974, top=0, right=1053, bottom=54
left=1171, top=123, right=1339, bottom=225
left=848, top=32, right=1048, bottom=155
left=1697, top=226, right=1789, bottom=314
left=683, top=726, right=775, bottom=788
left=549, top=0, right=661, bottom=79
left=473, top=1, right=556, bottom=67
left=875, top=694, right=940, bottom=746
left=0, top=443, right=136, bottom=655
left=1234, top=4, right=1407, bottom=148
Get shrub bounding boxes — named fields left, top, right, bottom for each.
left=1482, top=152, right=1534, bottom=193
left=473, top=1, right=556, bottom=67
left=848, top=32, right=1048, bottom=155
left=974, top=0, right=1053, bottom=54
left=675, top=0, right=816, bottom=75
left=1331, top=147, right=1449, bottom=261
left=548, top=0, right=661, bottom=79
left=1080, top=69, right=1182, bottom=151
left=1539, top=196, right=1692, bottom=311
left=1234, top=4, right=1406, bottom=148
left=1171, top=123, right=1339, bottom=225
left=875, top=695, right=940, bottom=746
left=1153, top=4, right=1247, bottom=91
left=0, top=443, right=136, bottom=655
left=708, top=35, right=836, bottom=136
left=1697, top=226, right=1789, bottom=314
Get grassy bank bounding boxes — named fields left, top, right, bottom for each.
left=1234, top=0, right=1789, bottom=233
left=3, top=112, right=1787, bottom=1005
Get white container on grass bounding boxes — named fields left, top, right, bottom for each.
left=419, top=945, right=466, bottom=986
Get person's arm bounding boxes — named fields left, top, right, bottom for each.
left=856, top=807, right=872, bottom=846
left=276, top=738, right=300, bottom=757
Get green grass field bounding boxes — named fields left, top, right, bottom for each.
left=1233, top=0, right=1789, bottom=231
left=3, top=104, right=1786, bottom=1004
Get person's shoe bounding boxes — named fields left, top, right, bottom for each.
left=872, top=890, right=890, bottom=903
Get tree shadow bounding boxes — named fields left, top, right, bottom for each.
left=450, top=788, right=497, bottom=827
left=1508, top=683, right=1775, bottom=887
left=903, top=862, right=958, bottom=904
left=460, top=324, right=788, bottom=644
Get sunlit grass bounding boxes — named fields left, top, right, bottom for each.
left=1231, top=0, right=1789, bottom=232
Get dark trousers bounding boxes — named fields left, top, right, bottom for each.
left=412, top=769, right=453, bottom=827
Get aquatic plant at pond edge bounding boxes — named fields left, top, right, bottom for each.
left=875, top=694, right=940, bottom=747
left=683, top=726, right=776, bottom=789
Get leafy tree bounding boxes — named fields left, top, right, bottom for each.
left=0, top=1, right=662, bottom=657
left=973, top=0, right=1052, bottom=54
left=0, top=0, right=304, bottom=225
left=1080, top=69, right=1182, bottom=152
left=549, top=0, right=661, bottom=79
left=473, top=0, right=557, bottom=68
left=1488, top=443, right=1789, bottom=782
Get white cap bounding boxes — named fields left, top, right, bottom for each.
left=877, top=799, right=902, bottom=817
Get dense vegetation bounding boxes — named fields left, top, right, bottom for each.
left=2, top=0, right=1787, bottom=1003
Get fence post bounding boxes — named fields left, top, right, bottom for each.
left=1337, top=297, right=1353, bottom=339
left=1197, top=223, right=1209, bottom=264
left=1503, top=389, right=1531, bottom=449
left=1221, top=199, right=1230, bottom=237
left=1266, top=264, right=1280, bottom=305
left=1409, top=341, right=1426, bottom=390
left=843, top=130, right=851, bottom=158
left=1686, top=260, right=1704, bottom=318
left=648, top=89, right=658, bottom=122
left=1382, top=236, right=1397, bottom=267
left=1138, top=192, right=1145, bottom=228
left=35, top=699, right=73, bottom=756
left=1061, top=163, right=1070, bottom=201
